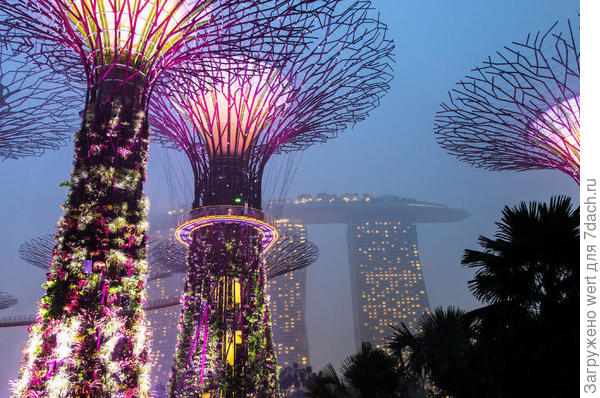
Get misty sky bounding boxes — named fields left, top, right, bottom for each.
left=0, top=0, right=580, bottom=394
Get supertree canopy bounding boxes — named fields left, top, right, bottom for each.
left=0, top=291, right=18, bottom=310
left=150, top=1, right=393, bottom=396
left=263, top=231, right=318, bottom=278
left=0, top=1, right=309, bottom=396
left=434, top=20, right=580, bottom=184
left=20, top=234, right=184, bottom=281
left=18, top=235, right=57, bottom=271
left=150, top=233, right=319, bottom=280
left=0, top=48, right=79, bottom=159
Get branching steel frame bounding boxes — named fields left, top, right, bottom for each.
left=150, top=1, right=393, bottom=396
left=434, top=20, right=580, bottom=183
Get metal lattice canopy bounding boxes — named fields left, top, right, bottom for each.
left=434, top=20, right=580, bottom=184
left=150, top=0, right=394, bottom=207
left=150, top=232, right=319, bottom=279
left=147, top=237, right=187, bottom=279
left=20, top=233, right=318, bottom=279
left=0, top=291, right=18, bottom=310
left=0, top=47, right=81, bottom=160
left=20, top=234, right=181, bottom=281
left=0, top=0, right=309, bottom=106
left=263, top=231, right=318, bottom=278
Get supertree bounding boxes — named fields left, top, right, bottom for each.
left=19, top=234, right=184, bottom=281
left=434, top=20, right=580, bottom=184
left=19, top=231, right=318, bottom=283
left=150, top=1, right=393, bottom=395
left=151, top=233, right=319, bottom=280
left=0, top=46, right=79, bottom=159
left=0, top=1, right=309, bottom=396
left=263, top=231, right=318, bottom=279
left=0, top=291, right=18, bottom=310
left=18, top=235, right=56, bottom=271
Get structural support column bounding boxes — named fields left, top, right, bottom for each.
left=169, top=223, right=278, bottom=398
left=13, top=98, right=152, bottom=397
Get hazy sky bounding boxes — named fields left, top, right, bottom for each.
left=0, top=0, right=580, bottom=393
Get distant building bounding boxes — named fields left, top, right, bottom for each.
left=347, top=220, right=428, bottom=349
left=277, top=193, right=468, bottom=350
left=266, top=220, right=311, bottom=368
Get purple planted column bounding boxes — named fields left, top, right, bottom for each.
left=172, top=220, right=278, bottom=396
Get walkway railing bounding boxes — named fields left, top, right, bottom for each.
left=0, top=295, right=182, bottom=328
left=178, top=205, right=276, bottom=228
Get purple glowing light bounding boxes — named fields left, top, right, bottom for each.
left=175, top=61, right=289, bottom=158
left=529, top=95, right=580, bottom=171
left=83, top=260, right=92, bottom=274
left=434, top=20, right=579, bottom=184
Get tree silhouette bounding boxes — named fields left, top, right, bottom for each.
left=462, top=195, right=579, bottom=397
left=390, top=196, right=579, bottom=398
left=305, top=343, right=411, bottom=398
left=463, top=195, right=579, bottom=314
left=389, top=307, right=478, bottom=398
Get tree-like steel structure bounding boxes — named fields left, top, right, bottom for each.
left=20, top=234, right=184, bottom=281
left=0, top=48, right=79, bottom=159
left=19, top=232, right=318, bottom=283
left=434, top=21, right=580, bottom=184
left=0, top=291, right=18, bottom=310
left=263, top=232, right=318, bottom=279
left=150, top=1, right=393, bottom=396
left=150, top=233, right=319, bottom=280
left=18, top=235, right=56, bottom=271
left=0, top=1, right=305, bottom=396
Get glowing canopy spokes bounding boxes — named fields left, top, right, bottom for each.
left=176, top=61, right=289, bottom=158
left=63, top=0, right=206, bottom=69
left=529, top=95, right=580, bottom=173
left=0, top=0, right=211, bottom=87
left=0, top=0, right=302, bottom=102
left=151, top=0, right=394, bottom=207
left=434, top=20, right=580, bottom=184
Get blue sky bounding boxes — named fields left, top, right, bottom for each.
left=0, top=0, right=580, bottom=392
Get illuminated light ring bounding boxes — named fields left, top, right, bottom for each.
left=176, top=215, right=278, bottom=251
left=175, top=206, right=278, bottom=251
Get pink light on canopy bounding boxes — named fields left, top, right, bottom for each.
left=64, top=0, right=209, bottom=68
left=0, top=0, right=296, bottom=106
left=152, top=0, right=395, bottom=207
left=0, top=0, right=214, bottom=96
left=434, top=20, right=580, bottom=184
left=177, top=61, right=289, bottom=159
left=529, top=95, right=580, bottom=179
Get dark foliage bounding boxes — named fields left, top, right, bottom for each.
left=389, top=196, right=579, bottom=398
left=305, top=343, right=412, bottom=398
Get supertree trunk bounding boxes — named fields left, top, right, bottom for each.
left=12, top=89, right=152, bottom=397
left=168, top=224, right=278, bottom=397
